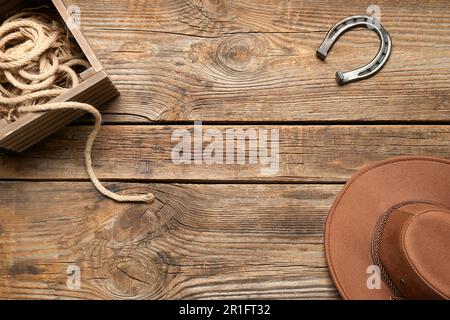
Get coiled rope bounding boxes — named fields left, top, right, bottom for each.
left=0, top=10, right=154, bottom=203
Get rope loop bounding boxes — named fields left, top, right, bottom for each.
left=0, top=9, right=154, bottom=203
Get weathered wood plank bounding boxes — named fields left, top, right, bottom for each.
left=1, top=125, right=450, bottom=181
left=0, top=182, right=339, bottom=299
left=62, top=0, right=450, bottom=122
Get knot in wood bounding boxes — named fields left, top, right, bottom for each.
left=94, top=247, right=171, bottom=299
left=215, top=34, right=266, bottom=73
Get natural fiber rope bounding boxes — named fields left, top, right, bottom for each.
left=0, top=9, right=154, bottom=203
left=18, top=103, right=155, bottom=203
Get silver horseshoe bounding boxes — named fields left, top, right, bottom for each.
left=316, top=16, right=392, bottom=85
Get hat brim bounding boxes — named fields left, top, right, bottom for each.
left=325, top=156, right=450, bottom=300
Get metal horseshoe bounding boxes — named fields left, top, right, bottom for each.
left=316, top=16, right=392, bottom=85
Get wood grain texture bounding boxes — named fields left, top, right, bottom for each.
left=0, top=182, right=339, bottom=299
left=0, top=71, right=118, bottom=152
left=2, top=0, right=450, bottom=300
left=63, top=0, right=450, bottom=122
left=0, top=0, right=119, bottom=153
left=1, top=124, right=450, bottom=181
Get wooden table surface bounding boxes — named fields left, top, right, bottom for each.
left=1, top=0, right=450, bottom=299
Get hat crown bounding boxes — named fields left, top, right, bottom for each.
left=377, top=202, right=450, bottom=300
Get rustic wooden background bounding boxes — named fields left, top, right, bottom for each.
left=1, top=0, right=450, bottom=299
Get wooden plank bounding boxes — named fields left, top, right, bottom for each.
left=0, top=1, right=117, bottom=152
left=64, top=0, right=450, bottom=122
left=0, top=182, right=339, bottom=299
left=53, top=0, right=103, bottom=72
left=1, top=125, right=450, bottom=181
left=7, top=76, right=117, bottom=152
left=0, top=71, right=118, bottom=152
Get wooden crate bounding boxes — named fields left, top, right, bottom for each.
left=0, top=0, right=119, bottom=152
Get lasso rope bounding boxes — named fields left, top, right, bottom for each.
left=0, top=10, right=154, bottom=203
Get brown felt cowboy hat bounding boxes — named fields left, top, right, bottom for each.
left=325, top=156, right=450, bottom=300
